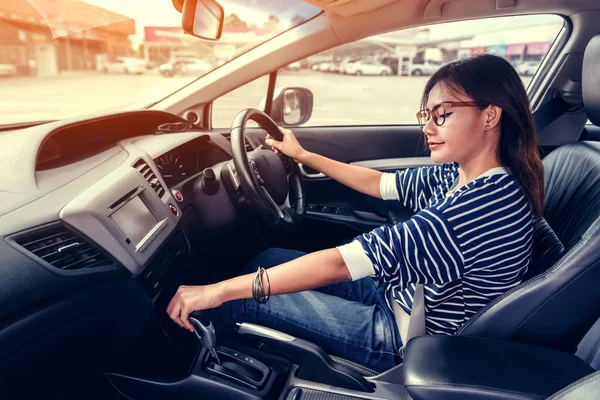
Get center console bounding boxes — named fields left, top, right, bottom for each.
left=104, top=314, right=410, bottom=400
left=137, top=228, right=189, bottom=299
left=60, top=156, right=182, bottom=276
left=102, top=316, right=600, bottom=400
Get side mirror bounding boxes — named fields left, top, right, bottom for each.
left=270, top=88, right=314, bottom=127
left=182, top=0, right=224, bottom=41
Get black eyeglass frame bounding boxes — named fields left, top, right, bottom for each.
left=416, top=101, right=480, bottom=128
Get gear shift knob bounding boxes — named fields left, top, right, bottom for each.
left=189, top=311, right=221, bottom=365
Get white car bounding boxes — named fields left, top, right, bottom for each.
left=0, top=63, right=17, bottom=77
left=285, top=62, right=302, bottom=71
left=345, top=60, right=392, bottom=75
left=409, top=60, right=442, bottom=76
left=103, top=57, right=146, bottom=75
left=318, top=62, right=333, bottom=72
left=159, top=59, right=212, bottom=77
left=516, top=61, right=541, bottom=76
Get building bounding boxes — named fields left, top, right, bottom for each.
left=455, top=22, right=561, bottom=63
left=305, top=19, right=561, bottom=76
left=142, top=23, right=278, bottom=67
left=0, top=0, right=135, bottom=76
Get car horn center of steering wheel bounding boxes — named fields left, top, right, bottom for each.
left=229, top=108, right=306, bottom=230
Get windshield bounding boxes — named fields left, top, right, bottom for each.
left=0, top=0, right=321, bottom=124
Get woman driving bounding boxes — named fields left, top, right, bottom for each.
left=167, top=54, right=544, bottom=371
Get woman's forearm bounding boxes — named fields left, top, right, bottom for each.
left=218, top=248, right=352, bottom=303
left=298, top=151, right=383, bottom=199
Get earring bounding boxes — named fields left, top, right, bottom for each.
left=485, top=125, right=490, bottom=130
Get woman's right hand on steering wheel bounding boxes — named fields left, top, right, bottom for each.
left=265, top=127, right=309, bottom=163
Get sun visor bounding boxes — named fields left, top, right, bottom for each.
left=302, top=0, right=398, bottom=17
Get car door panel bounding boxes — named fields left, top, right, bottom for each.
left=247, top=126, right=431, bottom=251
left=249, top=126, right=428, bottom=162
left=351, top=156, right=435, bottom=170
left=298, top=157, right=434, bottom=179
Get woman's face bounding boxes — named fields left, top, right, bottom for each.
left=422, top=82, right=492, bottom=165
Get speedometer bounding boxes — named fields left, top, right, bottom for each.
left=156, top=154, right=187, bottom=184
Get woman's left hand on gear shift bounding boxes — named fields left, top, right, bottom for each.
left=167, top=284, right=223, bottom=332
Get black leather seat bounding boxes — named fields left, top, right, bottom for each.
left=549, top=369, right=600, bottom=399
left=456, top=34, right=600, bottom=353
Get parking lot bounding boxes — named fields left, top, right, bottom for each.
left=0, top=69, right=532, bottom=127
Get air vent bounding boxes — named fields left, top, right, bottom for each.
left=134, top=159, right=166, bottom=198
left=14, top=224, right=116, bottom=272
left=222, top=133, right=255, bottom=152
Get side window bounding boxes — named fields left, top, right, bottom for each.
left=212, top=75, right=269, bottom=128
left=276, top=15, right=564, bottom=127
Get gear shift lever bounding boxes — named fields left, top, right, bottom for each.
left=189, top=311, right=221, bottom=365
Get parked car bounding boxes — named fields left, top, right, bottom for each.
left=345, top=60, right=392, bottom=75
left=0, top=63, right=17, bottom=77
left=159, top=59, right=212, bottom=77
left=318, top=62, right=333, bottom=72
left=103, top=57, right=146, bottom=74
left=339, top=57, right=362, bottom=74
left=409, top=60, right=442, bottom=76
left=284, top=61, right=302, bottom=71
left=516, top=60, right=541, bottom=76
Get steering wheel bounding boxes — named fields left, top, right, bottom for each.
left=230, top=108, right=306, bottom=231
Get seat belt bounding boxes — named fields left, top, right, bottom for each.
left=534, top=95, right=572, bottom=132
left=390, top=177, right=457, bottom=358
left=390, top=176, right=455, bottom=354
left=392, top=284, right=426, bottom=359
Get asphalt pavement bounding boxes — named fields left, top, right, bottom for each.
left=0, top=69, right=532, bottom=127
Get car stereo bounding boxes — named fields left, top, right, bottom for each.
left=60, top=156, right=181, bottom=276
left=109, top=187, right=168, bottom=252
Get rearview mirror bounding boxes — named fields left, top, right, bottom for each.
left=182, top=0, right=224, bottom=41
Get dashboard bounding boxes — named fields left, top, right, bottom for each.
left=0, top=109, right=265, bottom=396
left=0, top=110, right=242, bottom=317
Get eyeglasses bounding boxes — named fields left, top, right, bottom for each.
left=416, top=101, right=480, bottom=129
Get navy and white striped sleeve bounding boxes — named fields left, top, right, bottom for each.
left=337, top=207, right=465, bottom=285
left=379, top=164, right=450, bottom=211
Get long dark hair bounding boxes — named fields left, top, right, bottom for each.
left=421, top=54, right=544, bottom=219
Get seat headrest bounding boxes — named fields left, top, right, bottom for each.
left=583, top=34, right=600, bottom=125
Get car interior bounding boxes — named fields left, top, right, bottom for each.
left=2, top=0, right=600, bottom=399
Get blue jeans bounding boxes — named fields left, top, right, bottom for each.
left=209, top=248, right=402, bottom=372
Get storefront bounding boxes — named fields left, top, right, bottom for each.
left=525, top=42, right=552, bottom=62
left=0, top=0, right=135, bottom=76
left=0, top=17, right=52, bottom=76
left=143, top=25, right=277, bottom=66
left=143, top=27, right=194, bottom=66
left=506, top=43, right=527, bottom=63
left=486, top=44, right=507, bottom=56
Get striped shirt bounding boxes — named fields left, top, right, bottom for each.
left=337, top=162, right=534, bottom=336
